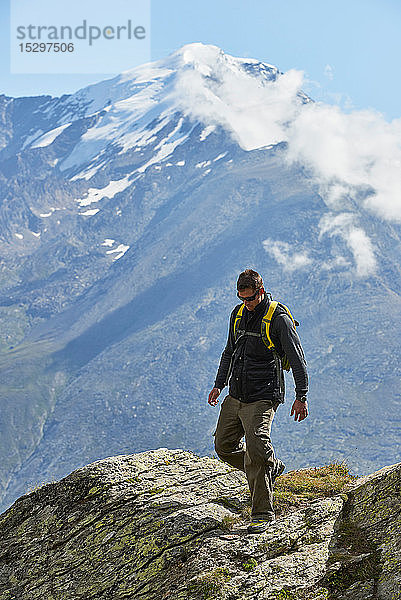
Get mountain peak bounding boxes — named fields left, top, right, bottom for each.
left=22, top=43, right=295, bottom=175
left=123, top=42, right=277, bottom=77
left=172, top=41, right=225, bottom=67
left=14, top=42, right=307, bottom=180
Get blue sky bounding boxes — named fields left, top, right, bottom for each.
left=1, top=0, right=400, bottom=120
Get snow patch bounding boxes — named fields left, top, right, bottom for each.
left=106, top=244, right=130, bottom=260
left=76, top=176, right=131, bottom=206
left=15, top=233, right=23, bottom=240
left=70, top=164, right=104, bottom=181
left=31, top=123, right=71, bottom=148
left=213, top=152, right=227, bottom=161
left=101, top=238, right=115, bottom=247
left=137, top=119, right=192, bottom=173
left=200, top=125, right=216, bottom=141
left=80, top=208, right=100, bottom=216
left=22, top=129, right=44, bottom=149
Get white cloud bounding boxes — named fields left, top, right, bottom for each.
left=59, top=44, right=401, bottom=233
left=168, top=47, right=401, bottom=225
left=262, top=239, right=313, bottom=272
left=318, top=213, right=377, bottom=277
left=286, top=103, right=401, bottom=222
left=321, top=256, right=351, bottom=271
left=318, top=212, right=355, bottom=237
left=347, top=227, right=377, bottom=277
left=170, top=53, right=305, bottom=150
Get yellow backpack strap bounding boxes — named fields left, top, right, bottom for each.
left=280, top=303, right=297, bottom=328
left=261, top=300, right=278, bottom=349
left=279, top=302, right=295, bottom=371
left=262, top=301, right=297, bottom=371
left=233, top=303, right=245, bottom=339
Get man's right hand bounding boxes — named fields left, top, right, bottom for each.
left=290, top=398, right=308, bottom=421
left=208, top=387, right=221, bottom=406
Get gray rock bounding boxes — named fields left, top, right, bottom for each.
left=0, top=449, right=399, bottom=599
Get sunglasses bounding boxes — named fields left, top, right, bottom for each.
left=237, top=290, right=260, bottom=302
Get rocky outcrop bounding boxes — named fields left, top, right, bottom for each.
left=0, top=449, right=399, bottom=600
left=324, top=463, right=401, bottom=600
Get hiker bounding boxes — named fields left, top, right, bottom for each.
left=208, top=269, right=308, bottom=534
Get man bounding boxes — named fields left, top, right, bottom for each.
left=208, top=269, right=308, bottom=534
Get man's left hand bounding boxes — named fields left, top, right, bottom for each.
left=290, top=399, right=308, bottom=422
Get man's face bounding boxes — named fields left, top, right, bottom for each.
left=237, top=287, right=263, bottom=312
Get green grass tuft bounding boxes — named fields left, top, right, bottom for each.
left=242, top=558, right=258, bottom=572
left=273, top=462, right=357, bottom=516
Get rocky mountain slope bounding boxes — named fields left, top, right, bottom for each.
left=0, top=43, right=400, bottom=511
left=0, top=449, right=400, bottom=600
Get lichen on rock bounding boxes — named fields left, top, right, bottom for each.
left=0, top=449, right=399, bottom=599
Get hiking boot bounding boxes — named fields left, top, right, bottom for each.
left=247, top=517, right=275, bottom=534
left=272, top=459, right=285, bottom=487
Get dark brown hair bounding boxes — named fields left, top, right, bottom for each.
left=237, top=269, right=263, bottom=291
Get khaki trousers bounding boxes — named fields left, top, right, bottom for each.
left=214, top=394, right=279, bottom=520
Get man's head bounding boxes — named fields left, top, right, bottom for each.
left=237, top=269, right=264, bottom=311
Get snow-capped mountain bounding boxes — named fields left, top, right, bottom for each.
left=0, top=43, right=400, bottom=511
left=6, top=45, right=286, bottom=176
